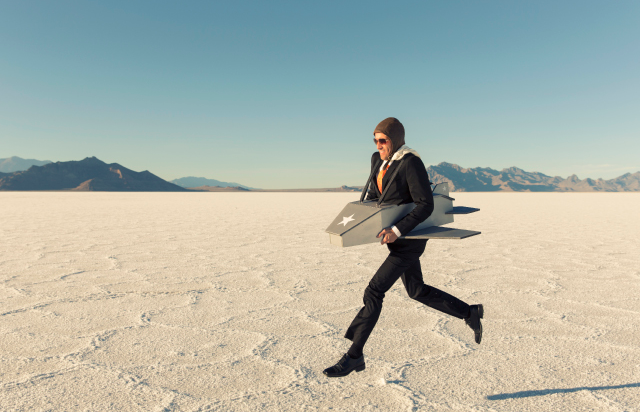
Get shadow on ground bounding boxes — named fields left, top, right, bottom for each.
left=488, top=382, right=640, bottom=400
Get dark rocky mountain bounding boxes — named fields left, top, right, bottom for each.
left=0, top=157, right=186, bottom=191
left=0, top=156, right=52, bottom=173
left=427, top=162, right=640, bottom=192
left=171, top=176, right=253, bottom=190
left=609, top=172, right=640, bottom=191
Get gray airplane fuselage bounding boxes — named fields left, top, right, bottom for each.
left=326, top=182, right=480, bottom=247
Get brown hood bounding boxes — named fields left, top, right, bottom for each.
left=373, top=117, right=405, bottom=155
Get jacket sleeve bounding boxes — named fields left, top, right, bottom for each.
left=365, top=152, right=380, bottom=201
left=394, top=156, right=434, bottom=236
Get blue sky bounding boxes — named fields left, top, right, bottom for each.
left=1, top=1, right=638, bottom=188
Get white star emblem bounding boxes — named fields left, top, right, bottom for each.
left=338, top=214, right=355, bottom=226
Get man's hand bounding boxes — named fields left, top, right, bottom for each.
left=377, top=228, right=398, bottom=245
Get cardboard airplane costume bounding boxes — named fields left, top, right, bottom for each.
left=326, top=180, right=480, bottom=248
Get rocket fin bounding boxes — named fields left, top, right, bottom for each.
left=445, top=206, right=480, bottom=215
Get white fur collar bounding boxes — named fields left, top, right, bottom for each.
left=379, top=145, right=420, bottom=170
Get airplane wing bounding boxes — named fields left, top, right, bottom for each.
left=402, top=226, right=481, bottom=240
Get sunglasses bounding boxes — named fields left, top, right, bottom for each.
left=373, top=138, right=389, bottom=145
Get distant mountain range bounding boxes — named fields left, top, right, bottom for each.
left=1, top=156, right=638, bottom=192
left=248, top=185, right=362, bottom=192
left=0, top=156, right=52, bottom=173
left=426, top=162, right=640, bottom=192
left=0, top=157, right=185, bottom=191
left=170, top=176, right=253, bottom=190
left=188, top=185, right=252, bottom=192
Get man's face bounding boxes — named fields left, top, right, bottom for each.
left=374, top=132, right=392, bottom=160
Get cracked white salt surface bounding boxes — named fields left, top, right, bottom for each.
left=1, top=192, right=639, bottom=411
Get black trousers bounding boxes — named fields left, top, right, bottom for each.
left=344, top=239, right=470, bottom=348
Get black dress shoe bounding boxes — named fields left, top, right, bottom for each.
left=465, top=304, right=484, bottom=344
left=323, top=353, right=365, bottom=377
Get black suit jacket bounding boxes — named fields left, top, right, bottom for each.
left=365, top=151, right=434, bottom=236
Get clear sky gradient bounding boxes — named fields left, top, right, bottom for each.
left=1, top=1, right=638, bottom=188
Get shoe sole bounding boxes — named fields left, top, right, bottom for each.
left=324, top=364, right=366, bottom=377
left=476, top=304, right=483, bottom=344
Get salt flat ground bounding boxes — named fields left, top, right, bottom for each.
left=1, top=192, right=639, bottom=412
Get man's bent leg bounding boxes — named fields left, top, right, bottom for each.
left=345, top=240, right=425, bottom=348
left=401, top=258, right=471, bottom=319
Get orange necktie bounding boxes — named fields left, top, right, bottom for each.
left=377, top=163, right=390, bottom=193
